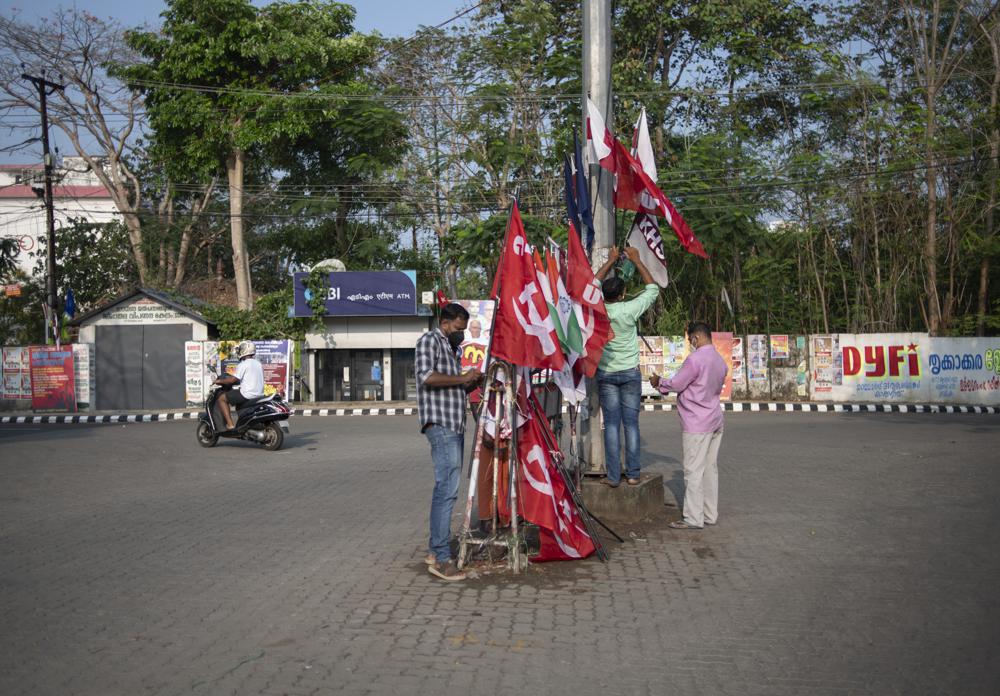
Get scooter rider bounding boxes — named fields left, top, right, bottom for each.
left=215, top=340, right=265, bottom=431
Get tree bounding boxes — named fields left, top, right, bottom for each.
left=121, top=0, right=377, bottom=310
left=0, top=9, right=151, bottom=282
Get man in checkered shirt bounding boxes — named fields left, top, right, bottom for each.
left=416, top=303, right=483, bottom=581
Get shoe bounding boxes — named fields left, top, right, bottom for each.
left=428, top=560, right=466, bottom=582
left=668, top=520, right=703, bottom=530
left=704, top=520, right=716, bottom=526
left=599, top=478, right=620, bottom=488
left=424, top=553, right=436, bottom=565
left=626, top=477, right=641, bottom=486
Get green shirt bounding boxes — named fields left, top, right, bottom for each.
left=598, top=283, right=659, bottom=373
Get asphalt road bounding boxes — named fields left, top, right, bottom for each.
left=1, top=412, right=998, bottom=695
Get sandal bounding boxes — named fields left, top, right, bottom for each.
left=626, top=477, right=640, bottom=486
left=668, top=520, right=703, bottom=530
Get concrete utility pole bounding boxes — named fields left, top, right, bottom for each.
left=22, top=71, right=65, bottom=344
left=582, top=0, right=613, bottom=472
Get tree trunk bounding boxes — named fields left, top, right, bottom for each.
left=123, top=212, right=148, bottom=285
left=978, top=15, right=1000, bottom=335
left=924, top=97, right=941, bottom=335
left=226, top=148, right=253, bottom=310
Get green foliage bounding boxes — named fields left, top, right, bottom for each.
left=202, top=287, right=310, bottom=340
left=0, top=281, right=46, bottom=345
left=31, top=220, right=139, bottom=312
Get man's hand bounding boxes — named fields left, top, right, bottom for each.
left=623, top=246, right=640, bottom=263
left=463, top=369, right=484, bottom=385
left=608, top=246, right=620, bottom=263
left=648, top=373, right=662, bottom=390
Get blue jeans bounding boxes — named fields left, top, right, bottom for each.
left=425, top=425, right=464, bottom=563
left=597, top=368, right=642, bottom=483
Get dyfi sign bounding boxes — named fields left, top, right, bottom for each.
left=292, top=271, right=417, bottom=317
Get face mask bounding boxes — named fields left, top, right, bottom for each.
left=448, top=330, right=465, bottom=351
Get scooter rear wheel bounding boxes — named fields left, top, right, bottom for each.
left=197, top=421, right=219, bottom=448
left=261, top=421, right=284, bottom=451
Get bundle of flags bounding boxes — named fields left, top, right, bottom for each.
left=488, top=201, right=611, bottom=561
left=565, top=99, right=708, bottom=286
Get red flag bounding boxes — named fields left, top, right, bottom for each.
left=610, top=139, right=708, bottom=259
left=490, top=203, right=565, bottom=370
left=515, top=403, right=596, bottom=562
left=565, top=222, right=612, bottom=377
left=436, top=289, right=450, bottom=307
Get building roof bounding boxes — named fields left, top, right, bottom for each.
left=69, top=287, right=216, bottom=327
left=0, top=184, right=112, bottom=199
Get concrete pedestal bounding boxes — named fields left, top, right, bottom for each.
left=580, top=473, right=664, bottom=523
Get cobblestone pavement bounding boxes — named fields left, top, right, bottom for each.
left=1, top=412, right=998, bottom=695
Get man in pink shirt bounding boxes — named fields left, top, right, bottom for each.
left=649, top=322, right=728, bottom=530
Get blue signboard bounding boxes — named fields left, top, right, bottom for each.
left=292, top=271, right=418, bottom=317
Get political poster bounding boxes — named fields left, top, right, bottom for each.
left=639, top=336, right=664, bottom=396
left=71, top=343, right=92, bottom=408
left=747, top=334, right=768, bottom=382
left=711, top=332, right=735, bottom=401
left=29, top=345, right=77, bottom=412
left=3, top=346, right=30, bottom=399
left=185, top=341, right=205, bottom=407
left=770, top=335, right=790, bottom=360
left=926, top=337, right=1000, bottom=405
left=731, top=337, right=744, bottom=382
left=454, top=300, right=495, bottom=372
left=254, top=340, right=292, bottom=400
left=810, top=335, right=840, bottom=396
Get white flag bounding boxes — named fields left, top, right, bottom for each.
left=626, top=107, right=670, bottom=288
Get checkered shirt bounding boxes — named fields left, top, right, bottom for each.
left=416, top=328, right=467, bottom=434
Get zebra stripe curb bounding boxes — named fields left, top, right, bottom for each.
left=1, top=403, right=996, bottom=425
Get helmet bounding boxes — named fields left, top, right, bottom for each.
left=236, top=340, right=256, bottom=359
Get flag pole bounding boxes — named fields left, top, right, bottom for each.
left=457, top=200, right=518, bottom=569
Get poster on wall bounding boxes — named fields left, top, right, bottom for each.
left=455, top=300, right=495, bottom=372
left=662, top=336, right=688, bottom=380
left=731, top=337, right=745, bottom=382
left=3, top=347, right=31, bottom=399
left=810, top=335, right=841, bottom=394
left=639, top=336, right=664, bottom=396
left=711, top=332, right=735, bottom=401
left=770, top=334, right=790, bottom=360
left=185, top=341, right=205, bottom=407
left=29, top=345, right=77, bottom=412
left=926, top=338, right=1000, bottom=405
left=71, top=343, right=92, bottom=407
left=747, top=334, right=768, bottom=382
left=254, top=340, right=292, bottom=399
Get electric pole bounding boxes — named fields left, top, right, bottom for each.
left=582, top=0, right=613, bottom=472
left=22, top=70, right=65, bottom=344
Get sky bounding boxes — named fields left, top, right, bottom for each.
left=0, top=0, right=465, bottom=164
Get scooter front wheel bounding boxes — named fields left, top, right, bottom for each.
left=261, top=421, right=284, bottom=451
left=197, top=421, right=219, bottom=448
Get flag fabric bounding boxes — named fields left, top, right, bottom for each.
left=573, top=129, right=595, bottom=255
left=516, top=397, right=596, bottom=561
left=64, top=288, right=76, bottom=318
left=436, top=289, right=450, bottom=307
left=490, top=203, right=566, bottom=371
left=563, top=154, right=580, bottom=233
left=625, top=108, right=670, bottom=287
left=611, top=138, right=707, bottom=258
left=545, top=240, right=587, bottom=406
left=585, top=97, right=615, bottom=169
left=565, top=222, right=612, bottom=377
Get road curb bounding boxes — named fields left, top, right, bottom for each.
left=1, top=402, right=996, bottom=424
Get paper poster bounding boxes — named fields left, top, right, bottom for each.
left=3, top=346, right=31, bottom=399
left=810, top=335, right=839, bottom=394
left=731, top=337, right=745, bottom=382
left=455, top=300, right=495, bottom=372
left=711, top=332, right=735, bottom=401
left=185, top=341, right=205, bottom=406
left=770, top=335, right=790, bottom=360
left=29, top=345, right=77, bottom=412
left=639, top=336, right=664, bottom=396
left=71, top=343, right=92, bottom=406
left=747, top=334, right=768, bottom=382
left=254, top=340, right=292, bottom=399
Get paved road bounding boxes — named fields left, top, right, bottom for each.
left=1, top=412, right=998, bottom=695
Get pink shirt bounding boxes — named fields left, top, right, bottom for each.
left=656, top=344, right=727, bottom=433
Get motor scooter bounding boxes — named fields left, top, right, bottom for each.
left=196, top=364, right=291, bottom=450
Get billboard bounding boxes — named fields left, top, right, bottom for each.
left=292, top=271, right=417, bottom=317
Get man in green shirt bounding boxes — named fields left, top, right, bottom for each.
left=594, top=246, right=660, bottom=487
